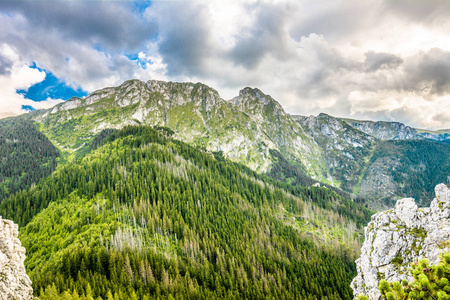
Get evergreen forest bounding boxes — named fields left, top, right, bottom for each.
left=0, top=117, right=59, bottom=201
left=369, top=140, right=450, bottom=207
left=0, top=124, right=373, bottom=299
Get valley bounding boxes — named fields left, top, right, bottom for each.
left=0, top=79, right=449, bottom=299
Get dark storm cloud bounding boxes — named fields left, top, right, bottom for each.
left=0, top=55, right=13, bottom=75
left=403, top=48, right=450, bottom=95
left=228, top=3, right=295, bottom=69
left=289, top=34, right=361, bottom=100
left=364, top=51, right=403, bottom=72
left=0, top=1, right=158, bottom=52
left=382, top=0, right=450, bottom=25
left=151, top=3, right=216, bottom=77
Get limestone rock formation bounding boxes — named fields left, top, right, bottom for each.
left=351, top=184, right=450, bottom=299
left=0, top=216, right=33, bottom=300
left=342, top=119, right=421, bottom=141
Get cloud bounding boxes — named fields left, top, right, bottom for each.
left=347, top=48, right=450, bottom=128
left=0, top=54, right=13, bottom=75
left=348, top=90, right=450, bottom=129
left=349, top=90, right=405, bottom=114
left=0, top=1, right=164, bottom=94
left=0, top=1, right=157, bottom=52
left=402, top=48, right=450, bottom=95
left=381, top=0, right=450, bottom=27
left=364, top=51, right=403, bottom=72
left=290, top=0, right=383, bottom=43
left=1, top=0, right=450, bottom=129
left=0, top=56, right=64, bottom=117
left=145, top=2, right=222, bottom=78
left=228, top=2, right=299, bottom=69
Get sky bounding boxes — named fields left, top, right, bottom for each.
left=1, top=0, right=450, bottom=129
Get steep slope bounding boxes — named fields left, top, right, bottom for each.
left=417, top=128, right=450, bottom=142
left=293, top=114, right=450, bottom=210
left=33, top=79, right=324, bottom=175
left=229, top=88, right=325, bottom=178
left=341, top=118, right=421, bottom=140
left=351, top=184, right=450, bottom=299
left=293, top=113, right=376, bottom=190
left=358, top=140, right=450, bottom=209
left=0, top=126, right=371, bottom=299
left=0, top=117, right=59, bottom=201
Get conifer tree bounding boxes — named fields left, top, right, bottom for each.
left=368, top=253, right=450, bottom=300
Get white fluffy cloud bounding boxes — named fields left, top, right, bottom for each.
left=0, top=45, right=64, bottom=118
left=0, top=62, right=64, bottom=118
left=349, top=91, right=450, bottom=129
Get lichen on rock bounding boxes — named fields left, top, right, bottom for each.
left=351, top=184, right=450, bottom=299
left=0, top=216, right=33, bottom=300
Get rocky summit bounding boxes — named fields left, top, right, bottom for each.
left=351, top=184, right=450, bottom=299
left=0, top=216, right=33, bottom=300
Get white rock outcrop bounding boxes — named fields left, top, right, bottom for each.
left=0, top=216, right=33, bottom=300
left=351, top=184, right=450, bottom=299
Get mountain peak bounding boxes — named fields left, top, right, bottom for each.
left=230, top=87, right=286, bottom=117
left=238, top=87, right=269, bottom=104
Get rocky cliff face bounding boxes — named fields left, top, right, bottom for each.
left=34, top=79, right=325, bottom=174
left=351, top=184, right=450, bottom=299
left=342, top=119, right=421, bottom=141
left=0, top=216, right=33, bottom=300
left=417, top=130, right=450, bottom=142
left=294, top=113, right=375, bottom=189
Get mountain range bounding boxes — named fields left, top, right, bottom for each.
left=1, top=78, right=450, bottom=299
left=22, top=79, right=450, bottom=210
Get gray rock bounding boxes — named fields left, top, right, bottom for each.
left=351, top=184, right=450, bottom=299
left=0, top=216, right=33, bottom=300
left=342, top=119, right=421, bottom=141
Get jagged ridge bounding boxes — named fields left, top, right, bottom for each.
left=35, top=79, right=325, bottom=175
left=26, top=79, right=450, bottom=209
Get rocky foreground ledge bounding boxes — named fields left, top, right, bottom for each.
left=351, top=184, right=450, bottom=299
left=0, top=216, right=33, bottom=300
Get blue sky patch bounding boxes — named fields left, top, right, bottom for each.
left=132, top=0, right=151, bottom=14
left=21, top=105, right=35, bottom=112
left=17, top=64, right=87, bottom=102
left=126, top=53, right=148, bottom=69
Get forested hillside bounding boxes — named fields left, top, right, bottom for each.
left=357, top=140, right=450, bottom=208
left=0, top=117, right=59, bottom=201
left=0, top=125, right=372, bottom=299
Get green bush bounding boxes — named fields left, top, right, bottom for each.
left=360, top=252, right=450, bottom=299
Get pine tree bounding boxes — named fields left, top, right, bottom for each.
left=372, top=253, right=450, bottom=300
